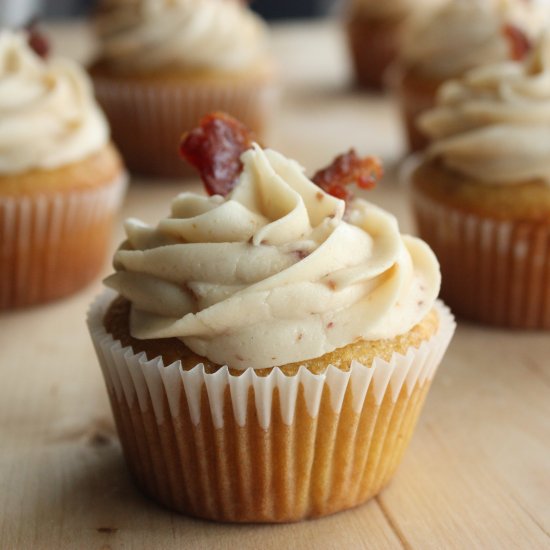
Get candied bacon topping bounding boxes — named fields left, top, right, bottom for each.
left=503, top=24, right=531, bottom=61
left=312, top=149, right=383, bottom=202
left=180, top=112, right=254, bottom=197
left=25, top=20, right=50, bottom=59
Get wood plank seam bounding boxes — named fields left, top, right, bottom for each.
left=374, top=496, right=411, bottom=550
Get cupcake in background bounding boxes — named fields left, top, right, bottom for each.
left=409, top=33, right=550, bottom=329
left=87, top=112, right=455, bottom=522
left=395, top=0, right=539, bottom=152
left=0, top=30, right=126, bottom=310
left=346, top=0, right=446, bottom=90
left=90, top=0, right=277, bottom=179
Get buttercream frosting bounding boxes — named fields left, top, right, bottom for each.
left=0, top=31, right=109, bottom=174
left=420, top=33, right=550, bottom=184
left=105, top=145, right=441, bottom=370
left=94, top=0, right=269, bottom=73
left=401, top=0, right=537, bottom=78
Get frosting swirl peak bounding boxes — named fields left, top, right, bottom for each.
left=95, top=0, right=269, bottom=73
left=106, top=145, right=441, bottom=369
left=420, top=34, right=550, bottom=184
left=0, top=31, right=109, bottom=174
left=401, top=0, right=534, bottom=78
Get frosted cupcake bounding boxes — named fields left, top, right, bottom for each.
left=410, top=34, right=550, bottom=329
left=346, top=0, right=445, bottom=90
left=90, top=0, right=276, bottom=178
left=0, top=30, right=126, bottom=310
left=87, top=113, right=455, bottom=522
left=395, top=0, right=538, bottom=151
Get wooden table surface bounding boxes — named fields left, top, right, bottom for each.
left=1, top=21, right=549, bottom=550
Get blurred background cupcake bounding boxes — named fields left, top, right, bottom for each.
left=0, top=29, right=126, bottom=310
left=395, top=0, right=543, bottom=152
left=89, top=0, right=277, bottom=179
left=345, top=0, right=445, bottom=90
left=409, top=33, right=550, bottom=329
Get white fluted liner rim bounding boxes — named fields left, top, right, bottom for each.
left=88, top=289, right=455, bottom=429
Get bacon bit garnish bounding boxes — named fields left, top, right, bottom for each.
left=180, top=112, right=254, bottom=197
left=293, top=249, right=310, bottom=260
left=25, top=20, right=50, bottom=59
left=312, top=149, right=383, bottom=202
left=503, top=24, right=531, bottom=61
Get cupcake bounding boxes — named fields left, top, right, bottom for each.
left=90, top=0, right=276, bottom=179
left=0, top=30, right=126, bottom=310
left=87, top=113, right=455, bottom=522
left=410, top=34, right=550, bottom=329
left=395, top=0, right=537, bottom=152
left=345, top=0, right=445, bottom=90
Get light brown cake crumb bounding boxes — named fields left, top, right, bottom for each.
left=104, top=296, right=439, bottom=377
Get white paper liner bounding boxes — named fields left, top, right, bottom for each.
left=0, top=174, right=127, bottom=309
left=92, top=74, right=277, bottom=178
left=88, top=289, right=455, bottom=430
left=412, top=189, right=550, bottom=328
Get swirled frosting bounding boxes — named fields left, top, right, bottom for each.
left=94, top=0, right=269, bottom=73
left=350, top=0, right=446, bottom=20
left=0, top=31, right=109, bottom=174
left=105, top=145, right=441, bottom=370
left=401, top=0, right=534, bottom=78
left=420, top=34, right=550, bottom=184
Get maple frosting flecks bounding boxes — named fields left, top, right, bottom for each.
left=105, top=145, right=441, bottom=370
left=420, top=34, right=550, bottom=184
left=94, top=0, right=269, bottom=73
left=401, top=0, right=536, bottom=78
left=0, top=31, right=109, bottom=174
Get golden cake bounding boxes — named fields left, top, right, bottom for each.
left=90, top=0, right=276, bottom=178
left=0, top=30, right=126, bottom=309
left=394, top=0, right=539, bottom=151
left=88, top=114, right=455, bottom=521
left=346, top=0, right=444, bottom=90
left=410, top=35, right=550, bottom=328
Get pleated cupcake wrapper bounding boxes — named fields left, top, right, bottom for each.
left=393, top=69, right=440, bottom=153
left=93, top=74, right=277, bottom=179
left=0, top=174, right=127, bottom=309
left=413, top=190, right=550, bottom=329
left=347, top=16, right=402, bottom=90
left=87, top=289, right=454, bottom=521
left=89, top=289, right=455, bottom=428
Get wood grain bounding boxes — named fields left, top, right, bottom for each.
left=0, top=20, right=549, bottom=550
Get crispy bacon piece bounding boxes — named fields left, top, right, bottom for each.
left=25, top=21, right=50, bottom=59
left=503, top=24, right=531, bottom=61
left=312, top=149, right=383, bottom=202
left=180, top=112, right=254, bottom=197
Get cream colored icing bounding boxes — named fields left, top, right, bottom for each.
left=506, top=0, right=550, bottom=39
left=105, top=145, right=441, bottom=370
left=94, top=0, right=269, bottom=73
left=0, top=31, right=109, bottom=174
left=350, top=0, right=446, bottom=19
left=420, top=34, right=550, bottom=184
left=401, top=0, right=537, bottom=78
